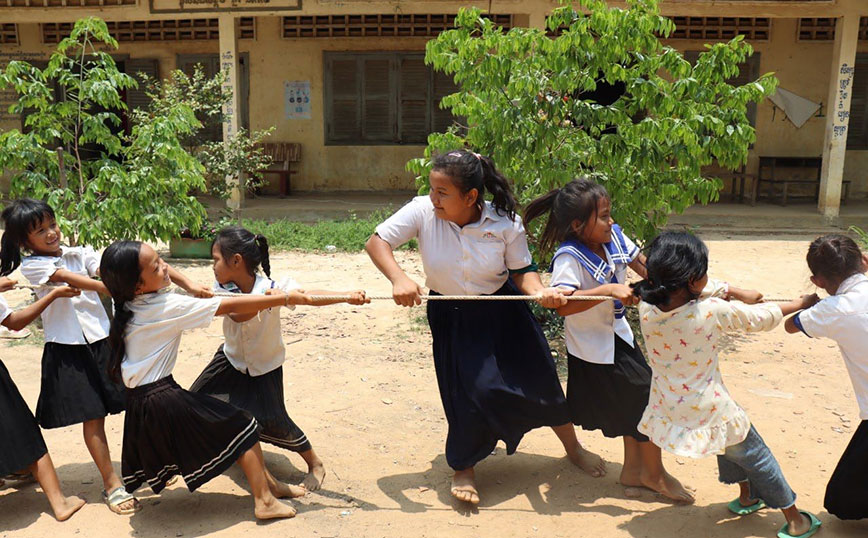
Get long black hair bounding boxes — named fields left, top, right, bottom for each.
left=99, top=240, right=143, bottom=383
left=523, top=177, right=610, bottom=256
left=431, top=150, right=517, bottom=220
left=0, top=198, right=56, bottom=276
left=631, top=232, right=709, bottom=307
left=807, top=234, right=865, bottom=283
left=212, top=226, right=270, bottom=278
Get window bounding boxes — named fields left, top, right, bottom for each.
left=324, top=52, right=458, bottom=145
left=847, top=54, right=868, bottom=150
left=285, top=14, right=512, bottom=39
left=684, top=51, right=761, bottom=127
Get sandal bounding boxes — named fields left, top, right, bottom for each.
left=727, top=497, right=766, bottom=515
left=103, top=486, right=141, bottom=515
left=777, top=511, right=822, bottom=538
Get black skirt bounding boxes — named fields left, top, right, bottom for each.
left=825, top=419, right=868, bottom=520
left=36, top=339, right=126, bottom=429
left=121, top=375, right=260, bottom=494
left=190, top=346, right=312, bottom=453
left=0, top=359, right=47, bottom=476
left=567, top=334, right=651, bottom=442
left=427, top=281, right=571, bottom=471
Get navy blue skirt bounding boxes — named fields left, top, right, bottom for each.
left=0, top=359, right=47, bottom=475
left=825, top=419, right=868, bottom=520
left=427, top=281, right=570, bottom=471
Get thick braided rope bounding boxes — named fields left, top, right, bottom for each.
left=11, top=284, right=795, bottom=303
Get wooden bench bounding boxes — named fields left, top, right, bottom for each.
left=256, top=142, right=301, bottom=197
left=751, top=156, right=850, bottom=206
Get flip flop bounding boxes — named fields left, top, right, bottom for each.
left=103, top=486, right=141, bottom=515
left=727, top=497, right=766, bottom=515
left=777, top=511, right=822, bottom=538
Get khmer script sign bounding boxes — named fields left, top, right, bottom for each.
left=150, top=0, right=301, bottom=13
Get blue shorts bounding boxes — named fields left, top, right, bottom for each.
left=717, top=425, right=797, bottom=509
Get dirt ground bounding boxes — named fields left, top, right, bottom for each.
left=1, top=235, right=867, bottom=538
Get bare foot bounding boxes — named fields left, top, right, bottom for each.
left=450, top=468, right=480, bottom=505
left=639, top=470, right=695, bottom=504
left=302, top=462, right=326, bottom=491
left=254, top=498, right=297, bottom=520
left=52, top=495, right=86, bottom=522
left=567, top=445, right=607, bottom=478
left=267, top=476, right=307, bottom=499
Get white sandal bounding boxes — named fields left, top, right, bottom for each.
left=103, top=486, right=141, bottom=515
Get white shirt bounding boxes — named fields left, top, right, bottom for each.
left=795, top=273, right=868, bottom=420
left=121, top=291, right=220, bottom=388
left=375, top=196, right=533, bottom=295
left=0, top=296, right=10, bottom=324
left=550, top=231, right=639, bottom=364
left=21, top=246, right=110, bottom=344
left=218, top=274, right=299, bottom=377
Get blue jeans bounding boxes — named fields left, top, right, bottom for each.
left=717, top=425, right=796, bottom=509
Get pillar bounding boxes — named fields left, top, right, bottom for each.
left=218, top=14, right=243, bottom=210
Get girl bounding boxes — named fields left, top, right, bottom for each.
left=785, top=234, right=868, bottom=521
left=0, top=276, right=86, bottom=521
left=190, top=226, right=368, bottom=491
left=99, top=240, right=308, bottom=520
left=0, top=198, right=210, bottom=515
left=524, top=178, right=692, bottom=503
left=366, top=150, right=605, bottom=506
left=633, top=232, right=820, bottom=538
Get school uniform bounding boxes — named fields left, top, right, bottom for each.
left=21, top=246, right=125, bottom=429
left=550, top=225, right=651, bottom=441
left=120, top=291, right=259, bottom=494
left=376, top=196, right=570, bottom=471
left=0, top=297, right=49, bottom=476
left=190, top=275, right=312, bottom=454
left=794, top=272, right=868, bottom=520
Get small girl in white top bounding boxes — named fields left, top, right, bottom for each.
left=785, top=234, right=868, bottom=521
left=524, top=178, right=692, bottom=503
left=634, top=232, right=820, bottom=538
left=100, top=240, right=310, bottom=520
left=0, top=276, right=86, bottom=521
left=190, top=226, right=368, bottom=491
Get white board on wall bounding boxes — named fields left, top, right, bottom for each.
left=284, top=80, right=311, bottom=120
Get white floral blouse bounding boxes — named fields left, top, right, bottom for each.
left=637, top=291, right=782, bottom=458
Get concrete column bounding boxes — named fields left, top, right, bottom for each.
left=819, top=14, right=860, bottom=220
left=218, top=14, right=243, bottom=210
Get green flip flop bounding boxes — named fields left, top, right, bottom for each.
left=777, top=511, right=822, bottom=538
left=727, top=497, right=766, bottom=515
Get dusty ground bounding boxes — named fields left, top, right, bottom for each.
left=1, top=236, right=867, bottom=538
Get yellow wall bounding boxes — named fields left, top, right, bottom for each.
left=1, top=1, right=868, bottom=196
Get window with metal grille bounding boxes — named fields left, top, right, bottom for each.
left=847, top=54, right=868, bottom=150
left=285, top=13, right=512, bottom=38
left=42, top=18, right=256, bottom=44
left=1, top=0, right=134, bottom=6
left=798, top=18, right=836, bottom=42
left=0, top=23, right=17, bottom=44
left=324, top=52, right=459, bottom=145
left=668, top=17, right=769, bottom=41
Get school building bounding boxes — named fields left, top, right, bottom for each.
left=0, top=0, right=866, bottom=219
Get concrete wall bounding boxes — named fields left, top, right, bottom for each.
left=1, top=1, right=868, bottom=195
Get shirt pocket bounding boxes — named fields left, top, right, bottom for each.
left=471, top=234, right=507, bottom=277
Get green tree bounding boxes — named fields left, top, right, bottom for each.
left=0, top=17, right=207, bottom=247
left=409, top=0, right=777, bottom=251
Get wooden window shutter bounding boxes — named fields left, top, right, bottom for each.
left=362, top=56, right=395, bottom=142
left=177, top=54, right=222, bottom=142
left=432, top=69, right=458, bottom=134
left=326, top=56, right=362, bottom=143
left=847, top=54, right=868, bottom=149
left=398, top=54, right=430, bottom=143
left=125, top=58, right=159, bottom=113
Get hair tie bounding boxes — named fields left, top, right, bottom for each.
left=473, top=152, right=482, bottom=160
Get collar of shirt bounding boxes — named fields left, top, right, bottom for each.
left=217, top=275, right=274, bottom=295
left=837, top=273, right=868, bottom=295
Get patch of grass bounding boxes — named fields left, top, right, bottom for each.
left=241, top=211, right=417, bottom=252
left=3, top=327, right=44, bottom=347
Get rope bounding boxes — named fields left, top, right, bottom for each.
left=11, top=284, right=795, bottom=303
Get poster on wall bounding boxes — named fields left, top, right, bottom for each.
left=284, top=80, right=311, bottom=120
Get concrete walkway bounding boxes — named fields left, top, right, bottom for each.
left=210, top=192, right=868, bottom=235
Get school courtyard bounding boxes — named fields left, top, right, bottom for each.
left=0, top=0, right=867, bottom=223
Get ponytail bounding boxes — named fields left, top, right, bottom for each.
left=523, top=177, right=610, bottom=259
left=212, top=226, right=270, bottom=278
left=254, top=234, right=271, bottom=278
left=99, top=240, right=143, bottom=383
left=630, top=279, right=674, bottom=307
left=806, top=234, right=864, bottom=283
left=431, top=150, right=516, bottom=220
